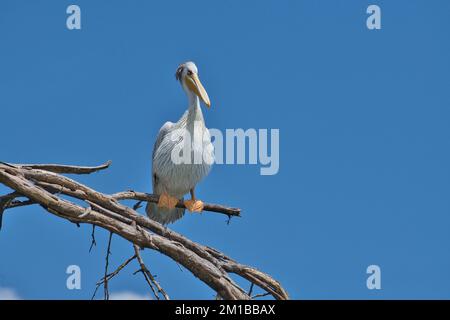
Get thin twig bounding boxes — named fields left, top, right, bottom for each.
left=5, top=199, right=35, bottom=209
left=91, top=254, right=137, bottom=300
left=133, top=201, right=143, bottom=211
left=133, top=244, right=169, bottom=300
left=104, top=232, right=113, bottom=300
left=89, top=225, right=97, bottom=252
left=252, top=292, right=271, bottom=299
left=0, top=192, right=21, bottom=229
left=248, top=283, right=255, bottom=296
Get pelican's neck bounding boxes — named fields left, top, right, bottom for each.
left=186, top=89, right=200, bottom=111
left=184, top=87, right=204, bottom=127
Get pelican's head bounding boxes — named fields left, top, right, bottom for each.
left=175, top=61, right=211, bottom=108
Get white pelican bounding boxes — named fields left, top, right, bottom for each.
left=146, top=61, right=214, bottom=224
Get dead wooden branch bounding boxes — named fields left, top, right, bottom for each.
left=112, top=191, right=241, bottom=217
left=0, top=161, right=288, bottom=300
left=3, top=160, right=112, bottom=175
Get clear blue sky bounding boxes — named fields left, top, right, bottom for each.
left=1, top=0, right=450, bottom=299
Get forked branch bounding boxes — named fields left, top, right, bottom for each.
left=0, top=161, right=288, bottom=300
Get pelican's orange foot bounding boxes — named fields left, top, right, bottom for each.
left=184, top=199, right=204, bottom=213
left=157, top=193, right=179, bottom=209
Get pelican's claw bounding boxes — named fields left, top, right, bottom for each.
left=184, top=199, right=204, bottom=213
left=157, top=193, right=179, bottom=209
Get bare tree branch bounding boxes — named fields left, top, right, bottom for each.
left=112, top=191, right=241, bottom=217
left=5, top=161, right=112, bottom=175
left=0, top=161, right=288, bottom=300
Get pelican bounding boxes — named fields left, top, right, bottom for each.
left=146, top=61, right=214, bottom=224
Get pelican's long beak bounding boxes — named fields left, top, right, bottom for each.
left=186, top=73, right=211, bottom=108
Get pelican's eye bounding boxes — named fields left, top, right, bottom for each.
left=175, top=66, right=184, bottom=81
left=187, top=70, right=193, bottom=76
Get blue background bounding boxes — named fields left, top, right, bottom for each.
left=1, top=0, right=449, bottom=299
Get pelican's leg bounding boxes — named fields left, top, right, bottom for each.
left=184, top=188, right=204, bottom=213
left=157, top=192, right=179, bottom=209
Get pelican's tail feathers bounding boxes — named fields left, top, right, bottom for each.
left=145, top=198, right=185, bottom=225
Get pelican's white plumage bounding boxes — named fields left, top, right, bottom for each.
left=146, top=62, right=214, bottom=224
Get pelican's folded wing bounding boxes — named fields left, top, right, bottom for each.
left=152, top=121, right=174, bottom=161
